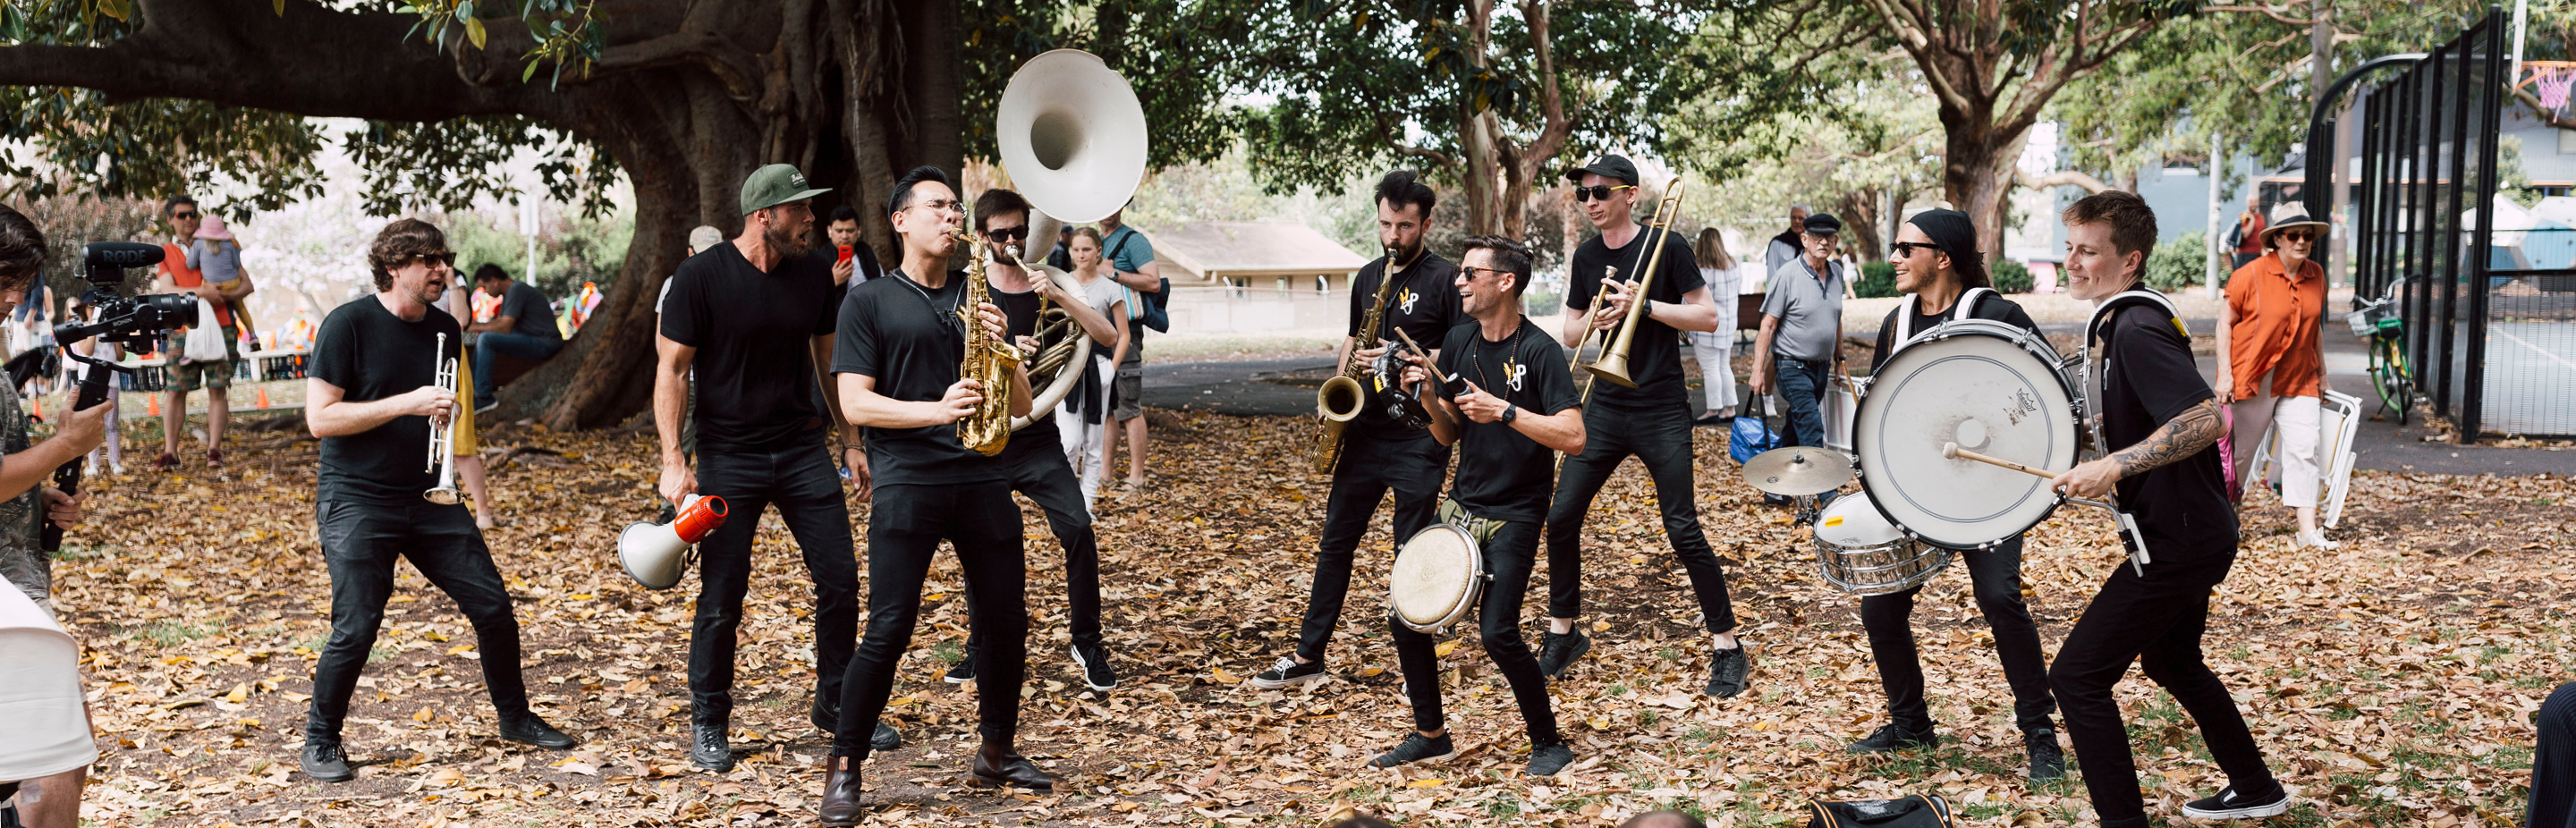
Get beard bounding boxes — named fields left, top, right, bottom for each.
left=766, top=221, right=814, bottom=258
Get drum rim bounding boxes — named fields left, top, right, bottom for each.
left=1389, top=523, right=1483, bottom=631
left=1854, top=320, right=2077, bottom=551
left=1817, top=546, right=1955, bottom=596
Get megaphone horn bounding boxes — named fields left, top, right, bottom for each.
left=618, top=495, right=727, bottom=591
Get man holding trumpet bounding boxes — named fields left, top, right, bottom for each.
left=300, top=218, right=574, bottom=783
left=1540, top=155, right=1739, bottom=696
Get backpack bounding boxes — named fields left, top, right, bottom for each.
left=1803, top=794, right=1955, bottom=828
left=1106, top=229, right=1171, bottom=334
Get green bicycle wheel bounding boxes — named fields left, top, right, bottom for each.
left=2369, top=334, right=2411, bottom=426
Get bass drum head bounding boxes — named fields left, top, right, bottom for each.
left=1388, top=524, right=1480, bottom=631
left=1814, top=493, right=1902, bottom=548
left=1854, top=321, right=2076, bottom=549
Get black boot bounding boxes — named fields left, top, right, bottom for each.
left=967, top=745, right=1055, bottom=792
left=499, top=713, right=578, bottom=749
left=691, top=718, right=733, bottom=772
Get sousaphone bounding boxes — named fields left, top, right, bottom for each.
left=996, top=48, right=1148, bottom=430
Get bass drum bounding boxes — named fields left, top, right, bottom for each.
left=1852, top=319, right=2079, bottom=550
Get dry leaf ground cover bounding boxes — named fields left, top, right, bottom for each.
left=42, top=410, right=2573, bottom=827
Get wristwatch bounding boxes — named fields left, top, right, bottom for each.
left=1500, top=403, right=1518, bottom=424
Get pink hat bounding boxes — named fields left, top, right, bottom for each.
left=193, top=214, right=233, bottom=241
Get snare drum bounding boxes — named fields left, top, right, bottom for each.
left=1813, top=493, right=1953, bottom=596
left=1388, top=523, right=1487, bottom=634
left=1852, top=319, right=2080, bottom=550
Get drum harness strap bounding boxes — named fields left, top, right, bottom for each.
left=1890, top=286, right=1998, bottom=346
left=2080, top=288, right=2185, bottom=576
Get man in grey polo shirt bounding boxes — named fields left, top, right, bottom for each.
left=1750, top=212, right=1847, bottom=504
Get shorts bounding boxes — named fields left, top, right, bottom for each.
left=171, top=325, right=240, bottom=393
left=1112, top=364, right=1143, bottom=421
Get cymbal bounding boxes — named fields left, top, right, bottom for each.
left=1741, top=446, right=1854, bottom=495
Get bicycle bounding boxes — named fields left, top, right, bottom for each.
left=2349, top=283, right=2412, bottom=424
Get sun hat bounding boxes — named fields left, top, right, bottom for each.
left=2258, top=202, right=2330, bottom=247
left=192, top=214, right=234, bottom=241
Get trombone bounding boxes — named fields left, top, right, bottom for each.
left=424, top=333, right=464, bottom=505
left=1580, top=177, right=1689, bottom=389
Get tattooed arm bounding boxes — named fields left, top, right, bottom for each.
left=2051, top=397, right=2224, bottom=500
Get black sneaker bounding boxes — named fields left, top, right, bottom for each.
left=1247, top=655, right=1326, bottom=689
left=690, top=721, right=733, bottom=772
left=2024, top=727, right=2065, bottom=782
left=1526, top=742, right=1574, bottom=776
left=1366, top=732, right=1457, bottom=769
left=475, top=400, right=500, bottom=415
left=1846, top=722, right=1938, bottom=754
left=872, top=722, right=901, bottom=751
left=497, top=714, right=578, bottom=749
left=1703, top=646, right=1751, bottom=698
left=301, top=739, right=355, bottom=782
left=2180, top=782, right=2292, bottom=819
left=1538, top=629, right=1591, bottom=680
left=1762, top=493, right=1793, bottom=507
left=944, top=657, right=976, bottom=685
left=1071, top=644, right=1118, bottom=692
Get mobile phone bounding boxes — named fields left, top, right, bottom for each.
left=837, top=245, right=854, bottom=263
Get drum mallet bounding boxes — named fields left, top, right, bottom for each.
left=1940, top=443, right=2060, bottom=478
left=1939, top=442, right=2154, bottom=574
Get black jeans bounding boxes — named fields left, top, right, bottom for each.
left=835, top=481, right=1025, bottom=756
left=1859, top=535, right=2056, bottom=733
left=1295, top=427, right=1450, bottom=663
left=1392, top=520, right=1561, bottom=748
left=308, top=500, right=528, bottom=740
left=958, top=442, right=1106, bottom=655
left=1773, top=354, right=1831, bottom=450
left=688, top=440, right=860, bottom=724
left=2532, top=682, right=2576, bottom=828
left=1545, top=401, right=1736, bottom=632
left=2048, top=552, right=2275, bottom=824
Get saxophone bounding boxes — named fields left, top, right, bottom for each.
left=1309, top=247, right=1402, bottom=474
left=955, top=228, right=1023, bottom=456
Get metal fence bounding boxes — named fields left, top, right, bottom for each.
left=2347, top=9, right=2576, bottom=438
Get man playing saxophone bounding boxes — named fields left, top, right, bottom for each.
left=821, top=166, right=1046, bottom=824
left=1250, top=170, right=1464, bottom=689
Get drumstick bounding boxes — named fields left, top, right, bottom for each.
left=1940, top=442, right=2063, bottom=479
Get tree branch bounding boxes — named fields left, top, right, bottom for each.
left=2017, top=168, right=2114, bottom=194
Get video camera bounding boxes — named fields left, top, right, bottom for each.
left=40, top=242, right=199, bottom=550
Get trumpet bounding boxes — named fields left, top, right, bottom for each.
left=1581, top=177, right=1689, bottom=388
left=424, top=333, right=464, bottom=505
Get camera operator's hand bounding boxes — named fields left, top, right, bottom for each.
left=42, top=487, right=85, bottom=530
left=54, top=393, right=110, bottom=454
left=391, top=384, right=455, bottom=423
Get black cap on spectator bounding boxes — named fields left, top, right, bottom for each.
left=1802, top=213, right=1843, bottom=235
left=1563, top=154, right=1640, bottom=186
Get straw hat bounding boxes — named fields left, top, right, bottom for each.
left=2258, top=202, right=2329, bottom=247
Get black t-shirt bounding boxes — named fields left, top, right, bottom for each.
left=659, top=242, right=841, bottom=453
left=988, top=281, right=1062, bottom=460
left=1439, top=317, right=1580, bottom=523
left=2097, top=302, right=2235, bottom=560
left=832, top=271, right=1006, bottom=486
left=1565, top=227, right=1705, bottom=409
left=1347, top=251, right=1465, bottom=432
left=496, top=281, right=559, bottom=341
left=311, top=298, right=461, bottom=506
left=1868, top=291, right=2042, bottom=373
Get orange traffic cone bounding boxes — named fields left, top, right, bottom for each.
left=30, top=398, right=42, bottom=419
left=256, top=386, right=271, bottom=410
left=148, top=394, right=160, bottom=417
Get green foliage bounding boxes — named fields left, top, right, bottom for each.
left=1991, top=258, right=2033, bottom=294
left=959, top=0, right=1236, bottom=172
left=1856, top=261, right=1898, bottom=298
left=2147, top=230, right=2209, bottom=291
left=445, top=206, right=632, bottom=298
left=6, top=194, right=161, bottom=308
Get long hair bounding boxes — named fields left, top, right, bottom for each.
left=1693, top=228, right=1735, bottom=271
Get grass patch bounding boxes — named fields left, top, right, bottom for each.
left=138, top=621, right=219, bottom=646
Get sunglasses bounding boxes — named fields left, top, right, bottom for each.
left=1461, top=265, right=1514, bottom=281
left=412, top=251, right=457, bottom=267
left=986, top=225, right=1030, bottom=242
left=1889, top=241, right=1940, bottom=258
left=2276, top=231, right=2317, bottom=243
left=1572, top=184, right=1635, bottom=202
left=170, top=210, right=199, bottom=220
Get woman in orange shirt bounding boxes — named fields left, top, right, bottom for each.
left=2216, top=203, right=2334, bottom=548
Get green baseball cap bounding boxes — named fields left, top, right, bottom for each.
left=740, top=164, right=833, bottom=215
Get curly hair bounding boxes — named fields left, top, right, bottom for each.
left=0, top=204, right=48, bottom=295
left=367, top=218, right=448, bottom=291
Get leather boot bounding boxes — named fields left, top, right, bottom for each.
left=966, top=745, right=1054, bottom=792
left=818, top=755, right=864, bottom=826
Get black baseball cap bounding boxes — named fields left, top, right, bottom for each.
left=1802, top=213, right=1843, bottom=235
left=1563, top=154, right=1640, bottom=187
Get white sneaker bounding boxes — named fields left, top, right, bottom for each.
left=2299, top=528, right=2340, bottom=549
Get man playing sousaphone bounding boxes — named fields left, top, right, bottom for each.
left=1371, top=235, right=1581, bottom=776
left=1849, top=208, right=2063, bottom=782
